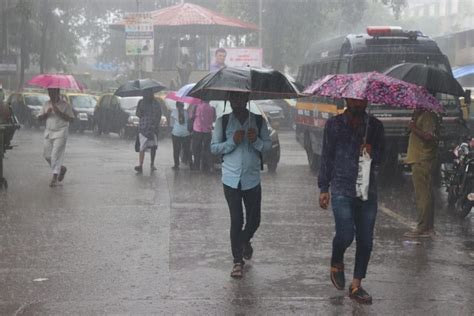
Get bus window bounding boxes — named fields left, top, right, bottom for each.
left=329, top=61, right=338, bottom=74
left=351, top=54, right=450, bottom=73
left=337, top=58, right=349, bottom=74
left=320, top=63, right=329, bottom=77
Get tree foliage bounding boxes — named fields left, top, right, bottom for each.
left=219, top=0, right=406, bottom=72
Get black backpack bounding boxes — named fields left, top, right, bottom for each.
left=221, top=113, right=264, bottom=171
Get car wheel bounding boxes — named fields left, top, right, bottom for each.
left=304, top=133, right=319, bottom=173
left=447, top=186, right=458, bottom=205
left=119, top=127, right=126, bottom=139
left=93, top=123, right=101, bottom=136
left=455, top=196, right=473, bottom=218
left=24, top=117, right=32, bottom=129
left=267, top=161, right=278, bottom=173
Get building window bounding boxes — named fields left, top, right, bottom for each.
left=459, top=32, right=467, bottom=49
left=439, top=0, right=446, bottom=16
left=451, top=0, right=459, bottom=14
left=429, top=4, right=435, bottom=16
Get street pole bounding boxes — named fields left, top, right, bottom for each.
left=136, top=0, right=142, bottom=79
left=258, top=0, right=262, bottom=48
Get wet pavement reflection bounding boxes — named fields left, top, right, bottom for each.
left=0, top=129, right=472, bottom=314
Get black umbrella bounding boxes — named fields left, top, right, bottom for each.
left=114, top=79, right=167, bottom=97
left=384, top=63, right=465, bottom=96
left=187, top=67, right=300, bottom=100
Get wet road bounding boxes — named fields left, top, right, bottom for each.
left=1, top=129, right=473, bottom=315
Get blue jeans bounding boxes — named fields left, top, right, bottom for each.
left=331, top=194, right=378, bottom=279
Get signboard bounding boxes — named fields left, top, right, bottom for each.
left=0, top=64, right=17, bottom=72
left=209, top=47, right=263, bottom=70
left=124, top=12, right=154, bottom=56
left=0, top=55, right=17, bottom=73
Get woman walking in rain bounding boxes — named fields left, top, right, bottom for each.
left=135, top=88, right=162, bottom=173
left=170, top=102, right=191, bottom=170
left=38, top=88, right=74, bottom=187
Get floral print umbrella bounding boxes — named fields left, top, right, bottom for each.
left=303, top=72, right=443, bottom=112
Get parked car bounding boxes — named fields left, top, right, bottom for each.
left=209, top=100, right=281, bottom=172
left=62, top=93, right=97, bottom=132
left=6, top=91, right=49, bottom=128
left=93, top=94, right=140, bottom=138
left=253, top=99, right=286, bottom=129
left=94, top=94, right=168, bottom=139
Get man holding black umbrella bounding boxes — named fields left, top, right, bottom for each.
left=211, top=91, right=272, bottom=278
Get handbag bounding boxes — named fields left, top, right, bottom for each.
left=355, top=117, right=372, bottom=201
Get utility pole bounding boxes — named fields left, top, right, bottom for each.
left=258, top=0, right=262, bottom=48
left=136, top=0, right=142, bottom=79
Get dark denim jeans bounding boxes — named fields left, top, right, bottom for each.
left=331, top=194, right=378, bottom=279
left=223, top=183, right=261, bottom=264
left=192, top=132, right=212, bottom=171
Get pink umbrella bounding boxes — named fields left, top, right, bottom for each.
left=27, top=74, right=82, bottom=91
left=304, top=72, right=443, bottom=112
left=165, top=83, right=202, bottom=105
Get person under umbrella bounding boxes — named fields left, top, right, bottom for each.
left=318, top=98, right=385, bottom=304
left=191, top=66, right=299, bottom=278
left=37, top=88, right=75, bottom=187
left=211, top=91, right=272, bottom=278
left=170, top=101, right=192, bottom=170
left=134, top=88, right=162, bottom=173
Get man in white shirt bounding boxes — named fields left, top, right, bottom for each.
left=38, top=88, right=74, bottom=187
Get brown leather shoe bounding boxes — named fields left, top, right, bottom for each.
left=330, top=263, right=345, bottom=290
left=349, top=285, right=372, bottom=304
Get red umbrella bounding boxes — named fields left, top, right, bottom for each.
left=27, top=74, right=82, bottom=91
left=304, top=72, right=443, bottom=112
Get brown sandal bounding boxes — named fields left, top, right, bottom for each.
left=230, top=263, right=243, bottom=278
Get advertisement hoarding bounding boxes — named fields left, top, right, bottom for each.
left=209, top=47, right=263, bottom=70
left=124, top=12, right=154, bottom=56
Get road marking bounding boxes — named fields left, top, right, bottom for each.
left=379, top=204, right=414, bottom=229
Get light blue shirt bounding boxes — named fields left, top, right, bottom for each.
left=211, top=112, right=272, bottom=190
left=171, top=109, right=190, bottom=137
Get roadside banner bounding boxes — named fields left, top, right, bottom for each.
left=124, top=12, right=154, bottom=56
left=209, top=47, right=263, bottom=69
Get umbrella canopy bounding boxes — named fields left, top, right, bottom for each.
left=187, top=67, right=300, bottom=101
left=27, top=74, right=82, bottom=91
left=165, top=83, right=202, bottom=105
left=110, top=3, right=258, bottom=35
left=384, top=63, right=465, bottom=96
left=114, top=79, right=166, bottom=97
left=304, top=72, right=443, bottom=112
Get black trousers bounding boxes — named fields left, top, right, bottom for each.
left=172, top=135, right=191, bottom=167
left=192, top=132, right=212, bottom=171
left=223, top=183, right=262, bottom=264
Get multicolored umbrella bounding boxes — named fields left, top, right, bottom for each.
left=165, top=83, right=202, bottom=105
left=27, top=74, right=82, bottom=91
left=303, top=72, right=443, bottom=112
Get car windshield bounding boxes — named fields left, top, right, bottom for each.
left=24, top=94, right=49, bottom=106
left=119, top=97, right=142, bottom=110
left=209, top=100, right=262, bottom=118
left=70, top=95, right=97, bottom=108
